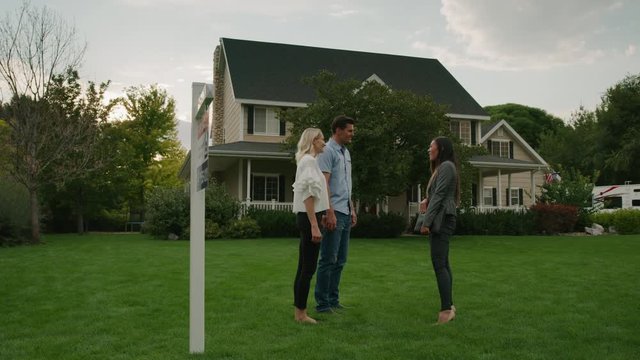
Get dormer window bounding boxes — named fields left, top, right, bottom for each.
left=247, top=105, right=285, bottom=136
left=450, top=120, right=471, bottom=144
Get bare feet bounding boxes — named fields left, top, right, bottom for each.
left=295, top=308, right=318, bottom=324
left=296, top=315, right=318, bottom=324
left=437, top=309, right=455, bottom=324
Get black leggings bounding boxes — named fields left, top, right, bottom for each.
left=429, top=215, right=456, bottom=311
left=293, top=212, right=323, bottom=310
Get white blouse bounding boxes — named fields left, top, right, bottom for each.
left=292, top=154, right=330, bottom=213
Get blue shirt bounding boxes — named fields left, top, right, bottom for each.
left=317, top=138, right=352, bottom=215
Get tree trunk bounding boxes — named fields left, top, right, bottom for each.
left=30, top=189, right=40, bottom=244
left=76, top=190, right=85, bottom=235
left=76, top=212, right=84, bottom=235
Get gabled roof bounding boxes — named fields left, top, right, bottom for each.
left=221, top=38, right=488, bottom=117
left=480, top=120, right=548, bottom=166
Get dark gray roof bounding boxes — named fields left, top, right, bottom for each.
left=209, top=141, right=293, bottom=157
left=221, top=38, right=488, bottom=116
left=481, top=122, right=499, bottom=137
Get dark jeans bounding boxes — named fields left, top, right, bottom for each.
left=293, top=212, right=323, bottom=310
left=429, top=215, right=456, bottom=311
left=315, top=211, right=351, bottom=311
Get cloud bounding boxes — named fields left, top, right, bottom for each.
left=625, top=44, right=637, bottom=56
left=118, top=0, right=315, bottom=17
left=434, top=0, right=630, bottom=70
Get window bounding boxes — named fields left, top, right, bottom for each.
left=450, top=120, right=471, bottom=144
left=603, top=197, right=622, bottom=209
left=252, top=107, right=281, bottom=136
left=483, top=187, right=494, bottom=206
left=252, top=174, right=279, bottom=201
left=632, top=199, right=640, bottom=207
left=491, top=140, right=510, bottom=158
left=510, top=188, right=520, bottom=206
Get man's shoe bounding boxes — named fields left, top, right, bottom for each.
left=332, top=303, right=350, bottom=310
left=316, top=307, right=335, bottom=314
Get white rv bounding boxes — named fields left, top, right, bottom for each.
left=592, top=182, right=640, bottom=211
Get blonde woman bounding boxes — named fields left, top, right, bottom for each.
left=292, top=128, right=329, bottom=324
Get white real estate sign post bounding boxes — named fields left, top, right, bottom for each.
left=189, top=83, right=212, bottom=353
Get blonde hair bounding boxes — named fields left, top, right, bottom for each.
left=295, top=128, right=323, bottom=163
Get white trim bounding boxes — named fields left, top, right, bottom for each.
left=509, top=186, right=520, bottom=206
left=446, top=113, right=491, bottom=121
left=469, top=161, right=546, bottom=170
left=209, top=150, right=291, bottom=159
left=236, top=98, right=307, bottom=108
left=365, top=73, right=387, bottom=86
left=480, top=120, right=549, bottom=166
left=482, top=186, right=493, bottom=206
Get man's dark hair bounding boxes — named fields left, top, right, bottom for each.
left=331, top=115, right=355, bottom=134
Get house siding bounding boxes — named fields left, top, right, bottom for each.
left=482, top=172, right=545, bottom=207
left=223, top=66, right=242, bottom=143
left=486, top=133, right=537, bottom=163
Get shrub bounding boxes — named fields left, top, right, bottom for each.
left=223, top=217, right=261, bottom=239
left=205, top=219, right=223, bottom=239
left=246, top=208, right=298, bottom=237
left=351, top=212, right=406, bottom=238
left=592, top=209, right=640, bottom=234
left=610, top=209, right=640, bottom=234
left=456, top=209, right=535, bottom=235
left=590, top=212, right=614, bottom=229
left=530, top=203, right=578, bottom=234
left=205, top=181, right=240, bottom=227
left=0, top=177, right=30, bottom=246
left=144, top=187, right=189, bottom=238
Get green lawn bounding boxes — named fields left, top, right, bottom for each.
left=1, top=234, right=639, bottom=360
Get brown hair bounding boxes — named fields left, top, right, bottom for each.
left=427, top=136, right=460, bottom=206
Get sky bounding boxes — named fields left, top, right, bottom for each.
left=1, top=0, right=638, bottom=149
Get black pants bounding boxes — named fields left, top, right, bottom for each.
left=293, top=212, right=323, bottom=310
left=429, top=215, right=456, bottom=311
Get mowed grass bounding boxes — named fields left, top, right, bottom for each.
left=1, top=233, right=639, bottom=360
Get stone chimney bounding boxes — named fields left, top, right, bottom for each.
left=212, top=45, right=225, bottom=145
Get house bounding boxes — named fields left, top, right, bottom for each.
left=469, top=120, right=549, bottom=211
left=180, top=38, right=549, bottom=217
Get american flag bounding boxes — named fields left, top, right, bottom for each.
left=545, top=172, right=561, bottom=184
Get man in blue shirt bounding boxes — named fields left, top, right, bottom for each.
left=315, top=115, right=357, bottom=313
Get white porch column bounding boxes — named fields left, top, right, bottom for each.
left=497, top=169, right=502, bottom=208
left=238, top=159, right=243, bottom=200
left=417, top=184, right=421, bottom=202
left=478, top=169, right=483, bottom=210
left=246, top=159, right=252, bottom=203
left=530, top=170, right=535, bottom=206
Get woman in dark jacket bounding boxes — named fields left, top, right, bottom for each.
left=419, top=136, right=460, bottom=324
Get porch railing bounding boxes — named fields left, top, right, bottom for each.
left=241, top=200, right=293, bottom=215
left=408, top=202, right=528, bottom=215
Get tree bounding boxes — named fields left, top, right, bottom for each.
left=38, top=70, right=112, bottom=234
left=282, top=71, right=459, bottom=210
left=595, top=73, right=640, bottom=184
left=484, top=103, right=565, bottom=149
left=0, top=69, right=109, bottom=242
left=0, top=1, right=85, bottom=101
left=0, top=2, right=88, bottom=243
left=112, top=85, right=181, bottom=220
left=538, top=106, right=600, bottom=179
